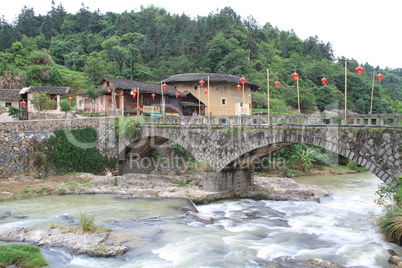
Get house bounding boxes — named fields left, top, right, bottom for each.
left=162, top=73, right=259, bottom=116
left=76, top=77, right=187, bottom=116
left=0, top=89, right=21, bottom=110
left=19, top=86, right=70, bottom=116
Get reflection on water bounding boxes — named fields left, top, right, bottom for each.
left=0, top=172, right=400, bottom=267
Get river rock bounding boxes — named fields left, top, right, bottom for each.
left=252, top=177, right=330, bottom=202
left=0, top=227, right=127, bottom=257
left=186, top=211, right=214, bottom=224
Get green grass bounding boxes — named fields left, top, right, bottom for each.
left=0, top=244, right=47, bottom=267
left=378, top=206, right=402, bottom=245
left=169, top=181, right=187, bottom=186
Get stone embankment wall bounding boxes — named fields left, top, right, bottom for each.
left=0, top=117, right=116, bottom=179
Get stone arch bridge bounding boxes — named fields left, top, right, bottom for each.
left=119, top=114, right=402, bottom=191
left=1, top=114, right=401, bottom=192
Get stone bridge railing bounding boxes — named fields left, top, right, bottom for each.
left=143, top=113, right=402, bottom=127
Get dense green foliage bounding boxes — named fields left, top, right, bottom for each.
left=1, top=3, right=401, bottom=112
left=376, top=176, right=402, bottom=245
left=46, top=127, right=117, bottom=174
left=0, top=244, right=47, bottom=267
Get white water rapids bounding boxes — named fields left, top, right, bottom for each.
left=0, top=172, right=401, bottom=267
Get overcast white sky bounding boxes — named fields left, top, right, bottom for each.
left=2, top=0, right=401, bottom=69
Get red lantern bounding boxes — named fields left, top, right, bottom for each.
left=356, top=66, right=364, bottom=77
left=274, top=81, right=280, bottom=89
left=106, top=89, right=111, bottom=93
left=162, top=83, right=167, bottom=90
left=292, top=72, right=299, bottom=81
left=118, top=92, right=123, bottom=96
left=204, top=89, right=208, bottom=94
left=20, top=100, right=26, bottom=108
left=67, top=97, right=73, bottom=103
left=240, top=76, right=246, bottom=85
left=151, top=93, right=156, bottom=100
left=199, top=80, right=205, bottom=88
left=175, top=92, right=180, bottom=99
left=321, top=77, right=327, bottom=85
left=130, top=90, right=137, bottom=99
left=236, top=84, right=242, bottom=91
left=376, top=73, right=384, bottom=83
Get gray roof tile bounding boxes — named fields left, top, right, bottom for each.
left=0, top=89, right=21, bottom=100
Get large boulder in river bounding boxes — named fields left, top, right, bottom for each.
left=250, top=177, right=330, bottom=202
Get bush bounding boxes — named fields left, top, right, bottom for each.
left=379, top=206, right=402, bottom=245
left=46, top=127, right=117, bottom=174
left=56, top=188, right=66, bottom=195
left=0, top=244, right=47, bottom=267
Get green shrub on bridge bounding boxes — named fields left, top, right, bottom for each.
left=47, top=127, right=117, bottom=174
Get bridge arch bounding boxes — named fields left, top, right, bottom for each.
left=216, top=126, right=401, bottom=184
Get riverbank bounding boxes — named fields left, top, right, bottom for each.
left=0, top=172, right=330, bottom=204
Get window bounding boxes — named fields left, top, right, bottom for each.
left=169, top=98, right=179, bottom=106
left=5, top=102, right=12, bottom=107
left=240, top=103, right=243, bottom=107
left=194, top=86, right=198, bottom=90
left=221, top=99, right=226, bottom=105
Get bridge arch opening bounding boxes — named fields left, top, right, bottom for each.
left=221, top=140, right=387, bottom=184
left=119, top=135, right=197, bottom=175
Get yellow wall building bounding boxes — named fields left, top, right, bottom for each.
left=162, top=73, right=259, bottom=116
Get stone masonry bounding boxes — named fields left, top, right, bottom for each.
left=1, top=116, right=401, bottom=191
left=0, top=117, right=116, bottom=179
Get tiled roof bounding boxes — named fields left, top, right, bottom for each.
left=24, top=86, right=70, bottom=95
left=100, top=77, right=182, bottom=97
left=0, top=89, right=20, bottom=100
left=161, top=73, right=259, bottom=89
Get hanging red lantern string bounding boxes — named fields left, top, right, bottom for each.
left=130, top=90, right=137, bottom=99
left=151, top=93, right=156, bottom=100
left=274, top=81, right=280, bottom=89
left=376, top=73, right=384, bottom=83
left=175, top=92, right=180, bottom=99
left=204, top=89, right=208, bottom=94
left=162, top=83, right=167, bottom=90
left=106, top=89, right=112, bottom=93
left=292, top=72, right=299, bottom=81
left=321, top=77, right=327, bottom=85
left=356, top=66, right=364, bottom=77
left=20, top=100, right=26, bottom=108
left=118, top=92, right=123, bottom=96
left=67, top=97, right=73, bottom=103
left=236, top=84, right=241, bottom=91
left=199, top=80, right=205, bottom=88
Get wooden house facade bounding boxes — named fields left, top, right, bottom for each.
left=76, top=77, right=186, bottom=116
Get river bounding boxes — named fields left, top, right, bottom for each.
left=0, top=172, right=400, bottom=267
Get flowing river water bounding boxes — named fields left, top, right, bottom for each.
left=1, top=172, right=401, bottom=267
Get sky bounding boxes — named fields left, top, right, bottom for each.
left=2, top=0, right=401, bottom=69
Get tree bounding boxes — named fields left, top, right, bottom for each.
left=83, top=52, right=110, bottom=84
left=101, top=36, right=126, bottom=75
left=59, top=99, right=72, bottom=116
left=16, top=6, right=42, bottom=37
left=313, top=85, right=338, bottom=111
left=29, top=92, right=56, bottom=114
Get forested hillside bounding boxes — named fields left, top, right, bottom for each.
left=1, top=3, right=401, bottom=113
